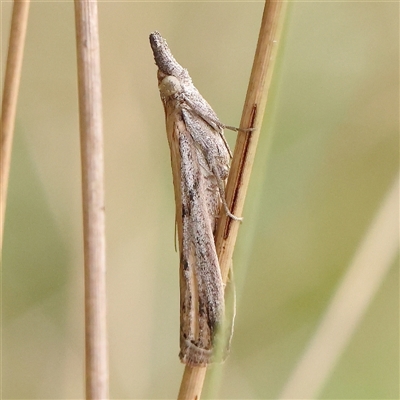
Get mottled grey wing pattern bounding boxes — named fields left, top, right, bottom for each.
left=150, top=31, right=232, bottom=366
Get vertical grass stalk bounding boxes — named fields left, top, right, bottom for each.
left=177, top=1, right=288, bottom=399
left=0, top=0, right=30, bottom=250
left=74, top=1, right=109, bottom=398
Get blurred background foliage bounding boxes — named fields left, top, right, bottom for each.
left=1, top=1, right=398, bottom=399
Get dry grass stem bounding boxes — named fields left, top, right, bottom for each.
left=279, top=174, right=399, bottom=399
left=177, top=366, right=207, bottom=400
left=216, top=0, right=288, bottom=281
left=177, top=1, right=288, bottom=399
left=0, top=0, right=30, bottom=250
left=74, top=0, right=108, bottom=398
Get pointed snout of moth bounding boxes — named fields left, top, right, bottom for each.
left=159, top=75, right=182, bottom=97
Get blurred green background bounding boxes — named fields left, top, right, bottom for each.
left=1, top=1, right=398, bottom=399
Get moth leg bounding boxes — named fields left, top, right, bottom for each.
left=218, top=129, right=233, bottom=159
left=207, top=156, right=243, bottom=221
left=218, top=183, right=242, bottom=221
left=223, top=125, right=255, bottom=133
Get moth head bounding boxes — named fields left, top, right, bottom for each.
left=158, top=75, right=182, bottom=97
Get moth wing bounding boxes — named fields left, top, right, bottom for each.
left=181, top=109, right=230, bottom=179
left=177, top=121, right=226, bottom=366
left=185, top=86, right=222, bottom=129
left=184, top=88, right=233, bottom=158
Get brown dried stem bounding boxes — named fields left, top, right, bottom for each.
left=177, top=1, right=288, bottom=399
left=0, top=0, right=30, bottom=251
left=217, top=0, right=288, bottom=282
left=178, top=0, right=286, bottom=400
left=74, top=1, right=109, bottom=398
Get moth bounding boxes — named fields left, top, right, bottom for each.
left=150, top=31, right=239, bottom=366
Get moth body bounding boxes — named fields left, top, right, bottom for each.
left=150, top=31, right=235, bottom=366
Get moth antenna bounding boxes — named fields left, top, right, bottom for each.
left=220, top=125, right=254, bottom=159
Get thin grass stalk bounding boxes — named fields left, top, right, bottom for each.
left=177, top=1, right=288, bottom=399
left=74, top=1, right=108, bottom=398
left=279, top=174, right=399, bottom=399
left=0, top=0, right=30, bottom=251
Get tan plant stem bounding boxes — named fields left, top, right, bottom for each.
left=0, top=0, right=30, bottom=250
left=177, top=1, right=288, bottom=399
left=74, top=1, right=108, bottom=398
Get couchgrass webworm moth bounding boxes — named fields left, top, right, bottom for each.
left=150, top=31, right=240, bottom=366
